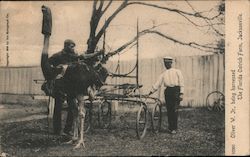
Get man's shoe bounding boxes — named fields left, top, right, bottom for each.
left=170, top=130, right=177, bottom=134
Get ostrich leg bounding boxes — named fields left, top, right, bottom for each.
left=67, top=107, right=78, bottom=144
left=65, top=98, right=78, bottom=145
left=74, top=95, right=86, bottom=149
left=72, top=107, right=79, bottom=142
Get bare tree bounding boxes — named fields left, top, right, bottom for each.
left=85, top=0, right=225, bottom=59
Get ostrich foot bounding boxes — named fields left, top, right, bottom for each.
left=64, top=140, right=73, bottom=144
left=73, top=139, right=85, bottom=149
left=64, top=137, right=78, bottom=144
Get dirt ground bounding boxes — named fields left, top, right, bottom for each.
left=0, top=103, right=224, bottom=156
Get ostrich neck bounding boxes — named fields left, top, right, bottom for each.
left=42, top=35, right=50, bottom=55
left=41, top=35, right=55, bottom=80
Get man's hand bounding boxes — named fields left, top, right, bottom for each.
left=97, top=50, right=104, bottom=56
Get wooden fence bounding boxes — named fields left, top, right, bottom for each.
left=0, top=66, right=43, bottom=95
left=0, top=54, right=224, bottom=107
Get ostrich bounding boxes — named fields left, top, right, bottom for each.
left=41, top=5, right=108, bottom=148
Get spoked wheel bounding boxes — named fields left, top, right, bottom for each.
left=136, top=104, right=148, bottom=139
left=98, top=100, right=112, bottom=128
left=151, top=103, right=162, bottom=133
left=206, top=91, right=225, bottom=112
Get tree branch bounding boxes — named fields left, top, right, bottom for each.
left=95, top=0, right=223, bottom=52
left=178, top=13, right=205, bottom=28
left=92, top=0, right=97, bottom=13
left=106, top=24, right=163, bottom=56
left=97, top=0, right=104, bottom=12
left=184, top=0, right=224, bottom=37
left=127, top=1, right=222, bottom=21
left=86, top=1, right=129, bottom=54
left=87, top=0, right=224, bottom=55
left=107, top=28, right=222, bottom=58
left=145, top=30, right=222, bottom=51
left=87, top=0, right=105, bottom=53
left=88, top=1, right=98, bottom=39
left=102, top=0, right=113, bottom=14
left=94, top=0, right=128, bottom=51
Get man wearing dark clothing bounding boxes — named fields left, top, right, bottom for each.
left=48, top=39, right=78, bottom=135
left=164, top=86, right=181, bottom=132
left=148, top=56, right=184, bottom=134
left=48, top=39, right=104, bottom=135
left=49, top=39, right=78, bottom=66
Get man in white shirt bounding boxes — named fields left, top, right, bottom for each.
left=148, top=56, right=184, bottom=134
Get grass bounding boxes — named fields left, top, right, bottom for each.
left=0, top=107, right=224, bottom=156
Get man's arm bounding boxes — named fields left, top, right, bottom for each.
left=149, top=73, right=164, bottom=95
left=176, top=69, right=184, bottom=101
left=48, top=52, right=61, bottom=67
left=78, top=51, right=103, bottom=60
left=48, top=54, right=56, bottom=66
left=177, top=70, right=184, bottom=94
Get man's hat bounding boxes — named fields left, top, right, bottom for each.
left=64, top=39, right=75, bottom=47
left=163, top=56, right=173, bottom=62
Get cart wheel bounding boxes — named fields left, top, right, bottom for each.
left=98, top=100, right=112, bottom=128
left=136, top=104, right=148, bottom=139
left=206, top=91, right=225, bottom=112
left=84, top=103, right=92, bottom=133
left=151, top=103, right=162, bottom=133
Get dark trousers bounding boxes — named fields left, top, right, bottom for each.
left=53, top=79, right=76, bottom=134
left=164, top=86, right=181, bottom=131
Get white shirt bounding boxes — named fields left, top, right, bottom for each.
left=152, top=68, right=184, bottom=93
